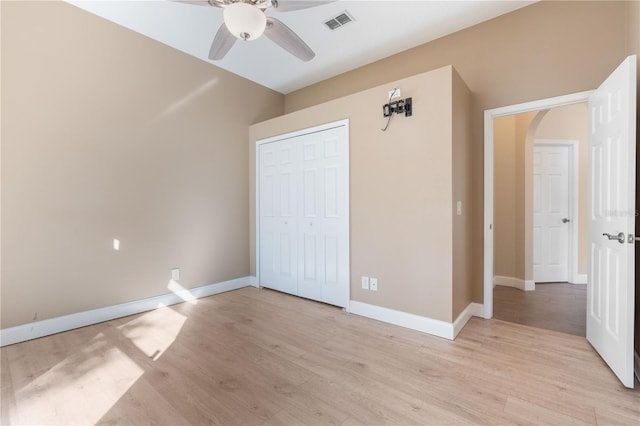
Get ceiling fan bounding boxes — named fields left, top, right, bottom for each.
left=174, top=0, right=335, bottom=62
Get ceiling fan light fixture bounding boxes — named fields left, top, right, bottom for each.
left=223, top=2, right=267, bottom=41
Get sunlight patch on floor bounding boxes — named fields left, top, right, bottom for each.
left=117, top=305, right=187, bottom=361
left=15, top=333, right=143, bottom=425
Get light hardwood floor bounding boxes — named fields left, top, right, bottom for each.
left=493, top=283, right=587, bottom=337
left=1, top=286, right=639, bottom=425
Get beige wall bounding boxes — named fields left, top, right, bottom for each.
left=515, top=113, right=536, bottom=280
left=493, top=116, right=518, bottom=278
left=0, top=1, right=3, bottom=326
left=251, top=66, right=470, bottom=322
left=451, top=69, right=473, bottom=319
left=284, top=0, right=633, bottom=303
left=534, top=103, right=589, bottom=276
left=286, top=1, right=630, bottom=113
left=1, top=1, right=284, bottom=328
left=493, top=112, right=537, bottom=281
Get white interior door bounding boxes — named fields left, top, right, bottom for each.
left=258, top=121, right=350, bottom=308
left=533, top=145, right=570, bottom=282
left=587, top=55, right=636, bottom=388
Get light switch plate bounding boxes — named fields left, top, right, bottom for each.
left=361, top=276, right=369, bottom=290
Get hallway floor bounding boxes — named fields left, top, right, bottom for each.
left=493, top=283, right=586, bottom=336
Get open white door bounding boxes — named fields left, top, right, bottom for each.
left=587, top=55, right=637, bottom=388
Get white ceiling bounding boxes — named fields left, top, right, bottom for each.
left=68, top=0, right=535, bottom=94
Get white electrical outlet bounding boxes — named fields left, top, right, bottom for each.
left=388, top=88, right=401, bottom=100
left=171, top=268, right=180, bottom=281
left=361, top=276, right=370, bottom=290
left=370, top=278, right=378, bottom=291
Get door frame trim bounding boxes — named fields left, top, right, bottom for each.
left=483, top=91, right=592, bottom=319
left=255, top=119, right=351, bottom=308
left=533, top=139, right=582, bottom=285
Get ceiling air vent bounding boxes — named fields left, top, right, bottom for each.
left=324, top=11, right=354, bottom=31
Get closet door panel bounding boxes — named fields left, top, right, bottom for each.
left=275, top=142, right=298, bottom=294
left=324, top=235, right=338, bottom=285
left=298, top=137, right=323, bottom=301
left=259, top=146, right=278, bottom=287
left=259, top=139, right=298, bottom=296
left=320, top=131, right=349, bottom=307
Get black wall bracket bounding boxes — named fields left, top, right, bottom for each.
left=383, top=97, right=412, bottom=118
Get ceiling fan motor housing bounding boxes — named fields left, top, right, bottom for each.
left=223, top=2, right=267, bottom=41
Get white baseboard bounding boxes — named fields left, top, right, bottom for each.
left=634, top=350, right=640, bottom=384
left=453, top=302, right=484, bottom=338
left=349, top=300, right=484, bottom=341
left=249, top=276, right=259, bottom=288
left=0, top=276, right=252, bottom=347
left=572, top=274, right=587, bottom=285
left=494, top=275, right=535, bottom=291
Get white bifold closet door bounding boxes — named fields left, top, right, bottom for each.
left=258, top=122, right=349, bottom=308
left=259, top=137, right=299, bottom=296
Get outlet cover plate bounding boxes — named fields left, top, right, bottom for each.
left=370, top=278, right=378, bottom=291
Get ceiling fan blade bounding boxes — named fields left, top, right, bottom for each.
left=170, top=0, right=225, bottom=7
left=264, top=17, right=315, bottom=62
left=209, top=23, right=237, bottom=60
left=272, top=0, right=336, bottom=12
